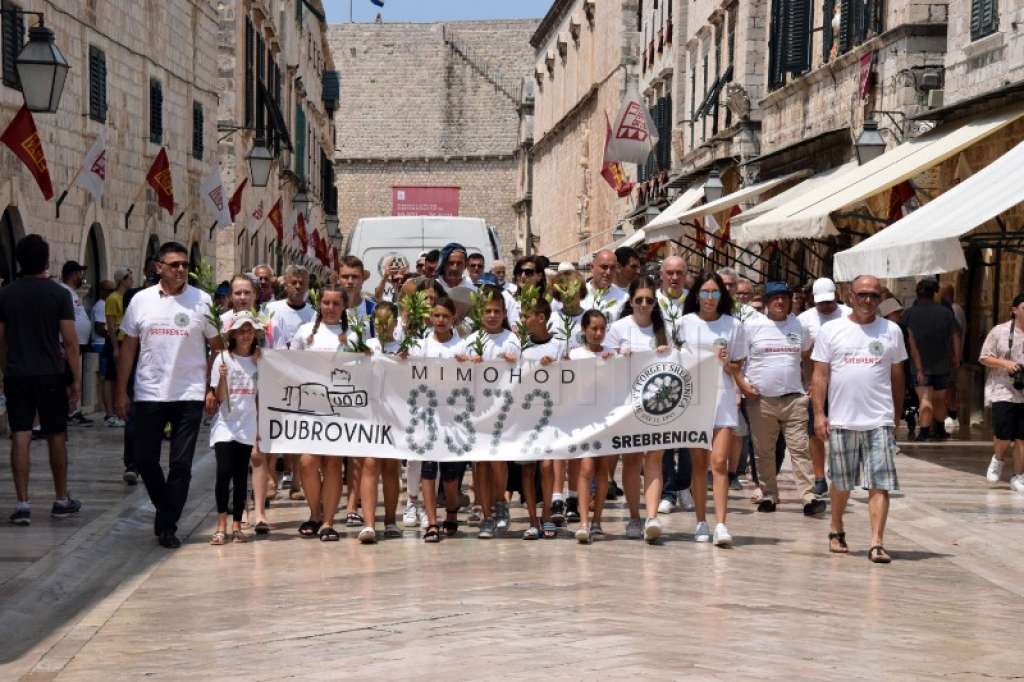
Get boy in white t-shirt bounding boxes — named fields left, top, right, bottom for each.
left=114, top=242, right=219, bottom=549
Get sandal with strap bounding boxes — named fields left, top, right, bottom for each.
left=542, top=521, right=558, bottom=539
left=442, top=520, right=459, bottom=537
left=232, top=529, right=248, bottom=543
left=828, top=531, right=849, bottom=554
left=345, top=512, right=363, bottom=527
left=254, top=521, right=270, bottom=535
left=209, top=530, right=227, bottom=546
left=423, top=525, right=441, bottom=543
left=319, top=526, right=341, bottom=542
left=868, top=544, right=892, bottom=564
left=298, top=519, right=322, bottom=538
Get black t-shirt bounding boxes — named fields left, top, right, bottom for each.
left=0, top=277, right=75, bottom=377
left=902, top=300, right=959, bottom=375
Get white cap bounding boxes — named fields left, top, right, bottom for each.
left=878, top=298, right=903, bottom=318
left=812, top=277, right=837, bottom=303
left=224, top=310, right=264, bottom=334
left=556, top=261, right=576, bottom=272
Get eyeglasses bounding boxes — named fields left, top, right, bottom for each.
left=854, top=291, right=882, bottom=301
left=698, top=290, right=722, bottom=301
left=161, top=261, right=188, bottom=271
left=632, top=297, right=655, bottom=305
left=519, top=269, right=537, bottom=276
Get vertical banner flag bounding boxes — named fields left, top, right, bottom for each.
left=247, top=198, right=265, bottom=237
left=332, top=246, right=340, bottom=271
left=295, top=211, right=309, bottom=254
left=268, top=198, right=284, bottom=242
left=604, top=80, right=659, bottom=166
left=601, top=112, right=635, bottom=198
left=228, top=178, right=247, bottom=221
left=1, top=106, right=54, bottom=200
left=75, top=128, right=107, bottom=201
left=145, top=147, right=175, bottom=214
left=200, top=168, right=232, bottom=228
left=721, top=204, right=741, bottom=247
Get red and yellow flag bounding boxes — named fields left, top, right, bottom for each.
left=145, top=147, right=175, bottom=214
left=601, top=112, right=635, bottom=198
left=268, top=198, right=283, bottom=242
left=1, top=106, right=54, bottom=200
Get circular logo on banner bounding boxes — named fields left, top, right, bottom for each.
left=868, top=340, right=884, bottom=357
left=631, top=361, right=694, bottom=426
left=174, top=313, right=191, bottom=328
left=786, top=331, right=801, bottom=345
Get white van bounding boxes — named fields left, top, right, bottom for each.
left=344, top=216, right=501, bottom=292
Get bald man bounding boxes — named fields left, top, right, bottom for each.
left=811, top=275, right=906, bottom=563
left=581, top=249, right=628, bottom=320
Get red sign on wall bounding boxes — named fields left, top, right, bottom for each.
left=392, top=186, right=460, bottom=216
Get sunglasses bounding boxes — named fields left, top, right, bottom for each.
left=161, top=261, right=188, bottom=271
left=699, top=290, right=722, bottom=301
left=854, top=291, right=881, bottom=301
left=632, top=297, right=655, bottom=305
left=519, top=269, right=537, bottom=276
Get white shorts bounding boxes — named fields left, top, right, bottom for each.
left=714, top=389, right=739, bottom=430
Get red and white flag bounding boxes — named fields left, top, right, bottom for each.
left=200, top=168, right=232, bottom=228
left=228, top=178, right=247, bottom=221
left=1, top=106, right=54, bottom=200
left=601, top=112, right=635, bottom=198
left=75, top=129, right=107, bottom=201
left=605, top=80, right=659, bottom=166
left=247, top=199, right=265, bottom=238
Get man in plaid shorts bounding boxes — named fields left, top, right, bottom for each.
left=811, top=275, right=906, bottom=564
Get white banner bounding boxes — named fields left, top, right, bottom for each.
left=75, top=128, right=106, bottom=201
left=200, top=168, right=232, bottom=228
left=258, top=349, right=721, bottom=460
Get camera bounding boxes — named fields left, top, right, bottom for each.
left=1012, top=367, right=1024, bottom=391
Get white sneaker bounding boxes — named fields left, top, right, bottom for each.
left=625, top=517, right=644, bottom=539
left=694, top=521, right=711, bottom=542
left=402, top=502, right=419, bottom=527
left=1011, top=474, right=1024, bottom=496
left=677, top=489, right=695, bottom=511
left=575, top=525, right=591, bottom=544
left=495, top=502, right=510, bottom=531
left=419, top=508, right=429, bottom=529
left=944, top=416, right=958, bottom=432
left=358, top=526, right=376, bottom=544
left=643, top=517, right=663, bottom=544
left=657, top=498, right=674, bottom=514
left=713, top=523, right=733, bottom=547
left=986, top=456, right=1004, bottom=484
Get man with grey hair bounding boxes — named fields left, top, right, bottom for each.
left=718, top=267, right=757, bottom=323
left=253, top=264, right=276, bottom=306
left=811, top=274, right=906, bottom=563
left=582, top=249, right=628, bottom=319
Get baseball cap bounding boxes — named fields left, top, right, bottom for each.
left=225, top=310, right=265, bottom=334
left=61, top=261, right=86, bottom=278
left=477, top=273, right=500, bottom=288
left=812, top=277, right=837, bottom=303
left=556, top=261, right=576, bottom=273
left=113, top=267, right=132, bottom=284
left=878, top=298, right=904, bottom=318
left=764, top=281, right=791, bottom=299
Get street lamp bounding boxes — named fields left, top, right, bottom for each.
left=855, top=120, right=887, bottom=165
left=292, top=188, right=312, bottom=219
left=611, top=222, right=626, bottom=240
left=246, top=138, right=274, bottom=188
left=703, top=170, right=724, bottom=202
left=14, top=20, right=69, bottom=113
left=325, top=214, right=340, bottom=241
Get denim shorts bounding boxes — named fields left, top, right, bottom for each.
left=827, top=426, right=899, bottom=492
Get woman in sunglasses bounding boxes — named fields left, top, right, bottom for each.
left=680, top=272, right=747, bottom=547
left=605, top=276, right=671, bottom=544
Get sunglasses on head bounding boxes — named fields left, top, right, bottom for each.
left=699, top=290, right=722, bottom=300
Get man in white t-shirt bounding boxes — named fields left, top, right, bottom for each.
left=811, top=275, right=906, bottom=563
left=656, top=256, right=693, bottom=513
left=337, top=255, right=377, bottom=338
left=114, top=242, right=219, bottom=549
left=60, top=261, right=94, bottom=427
left=740, top=282, right=822, bottom=516
left=798, top=277, right=852, bottom=496
left=581, top=250, right=628, bottom=320
left=264, top=265, right=315, bottom=350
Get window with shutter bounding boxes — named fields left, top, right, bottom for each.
left=970, top=0, right=998, bottom=40
left=294, top=105, right=306, bottom=181
left=88, top=45, right=107, bottom=123
left=255, top=33, right=265, bottom=137
left=839, top=0, right=852, bottom=54
left=149, top=79, right=163, bottom=144
left=768, top=0, right=786, bottom=90
left=689, top=66, right=696, bottom=147
left=822, top=0, right=835, bottom=63
left=782, top=0, right=812, bottom=74
left=192, top=102, right=204, bottom=160
left=2, top=0, right=24, bottom=89
left=646, top=105, right=657, bottom=178
left=244, top=19, right=254, bottom=128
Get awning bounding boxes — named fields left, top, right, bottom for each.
left=646, top=170, right=808, bottom=244
left=578, top=228, right=647, bottom=267
left=642, top=186, right=705, bottom=232
left=739, top=102, right=1024, bottom=241
left=833, top=138, right=1024, bottom=281
left=732, top=162, right=858, bottom=244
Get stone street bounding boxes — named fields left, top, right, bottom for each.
left=1, top=420, right=1022, bottom=681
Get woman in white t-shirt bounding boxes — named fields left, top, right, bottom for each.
left=358, top=302, right=403, bottom=544
left=606, top=276, right=671, bottom=544
left=570, top=310, right=616, bottom=544
left=208, top=312, right=262, bottom=545
left=290, top=286, right=350, bottom=541
left=679, top=272, right=748, bottom=547
left=458, top=284, right=521, bottom=539
left=403, top=296, right=465, bottom=542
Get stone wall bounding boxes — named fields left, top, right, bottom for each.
left=943, top=0, right=1024, bottom=106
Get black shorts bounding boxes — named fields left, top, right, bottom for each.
left=917, top=373, right=951, bottom=390
left=807, top=397, right=829, bottom=437
left=101, top=342, right=117, bottom=381
left=421, top=461, right=467, bottom=482
left=4, top=374, right=69, bottom=435
left=992, top=401, right=1024, bottom=441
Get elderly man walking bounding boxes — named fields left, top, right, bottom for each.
left=811, top=275, right=906, bottom=563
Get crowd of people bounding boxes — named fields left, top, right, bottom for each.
left=2, top=233, right=1023, bottom=565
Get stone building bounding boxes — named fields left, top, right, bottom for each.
left=0, top=0, right=221, bottom=296
left=214, top=0, right=339, bottom=280
left=326, top=20, right=537, bottom=260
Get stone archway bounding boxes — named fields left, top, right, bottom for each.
left=82, top=222, right=107, bottom=308
left=0, top=206, right=24, bottom=286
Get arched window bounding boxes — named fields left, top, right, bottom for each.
left=83, top=223, right=105, bottom=307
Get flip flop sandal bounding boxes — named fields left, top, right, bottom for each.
left=423, top=525, right=441, bottom=543
left=298, top=519, right=322, bottom=538
left=254, top=521, right=270, bottom=535
left=232, top=530, right=248, bottom=543
left=209, top=531, right=227, bottom=545
left=542, top=521, right=558, bottom=539
left=319, top=526, right=341, bottom=542
left=442, top=520, right=459, bottom=537
left=345, top=512, right=363, bottom=527
left=868, top=545, right=892, bottom=563
left=828, top=531, right=849, bottom=554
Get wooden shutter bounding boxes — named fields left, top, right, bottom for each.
left=768, top=0, right=786, bottom=89
left=192, top=102, right=204, bottom=160
left=839, top=0, right=852, bottom=53
left=255, top=33, right=265, bottom=137
left=782, top=0, right=812, bottom=73
left=149, top=79, right=163, bottom=144
left=294, top=105, right=306, bottom=180
left=244, top=18, right=254, bottom=128
left=2, top=1, right=24, bottom=89
left=88, top=45, right=107, bottom=123
left=970, top=0, right=999, bottom=40
left=822, top=0, right=835, bottom=62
